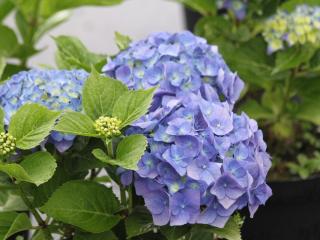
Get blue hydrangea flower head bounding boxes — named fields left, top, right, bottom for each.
left=263, top=5, right=320, bottom=53
left=0, top=69, right=88, bottom=152
left=104, top=31, right=271, bottom=228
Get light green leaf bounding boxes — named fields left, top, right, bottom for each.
left=54, top=111, right=99, bottom=137
left=280, top=0, right=319, bottom=11
left=112, top=88, right=156, bottom=127
left=92, top=148, right=111, bottom=163
left=0, top=0, right=14, bottom=21
left=83, top=69, right=128, bottom=120
left=115, top=32, right=132, bottom=51
left=115, top=135, right=147, bottom=170
left=273, top=45, right=316, bottom=74
left=31, top=229, right=53, bottom=240
left=0, top=187, right=27, bottom=212
left=34, top=10, right=71, bottom=42
left=125, top=207, right=154, bottom=239
left=8, top=104, right=60, bottom=150
left=41, top=180, right=121, bottom=233
left=0, top=212, right=31, bottom=240
left=0, top=25, right=18, bottom=57
left=0, top=152, right=57, bottom=186
left=74, top=231, right=118, bottom=240
left=54, top=35, right=105, bottom=71
left=40, top=0, right=123, bottom=18
left=0, top=57, right=6, bottom=81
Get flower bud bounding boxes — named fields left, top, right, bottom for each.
left=0, top=132, right=16, bottom=156
left=94, top=116, right=122, bottom=138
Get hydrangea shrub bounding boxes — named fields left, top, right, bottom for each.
left=104, top=32, right=272, bottom=227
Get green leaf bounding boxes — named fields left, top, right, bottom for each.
left=115, top=32, right=131, bottom=51
left=92, top=148, right=111, bottom=163
left=0, top=57, right=5, bottom=80
left=0, top=187, right=27, bottom=212
left=161, top=225, right=190, bottom=240
left=0, top=212, right=31, bottom=240
left=34, top=10, right=71, bottom=43
left=0, top=25, right=18, bottom=57
left=54, top=111, right=99, bottom=137
left=191, top=214, right=243, bottom=240
left=125, top=207, right=154, bottom=239
left=112, top=88, right=155, bottom=127
left=31, top=229, right=53, bottom=240
left=74, top=231, right=118, bottom=240
left=54, top=35, right=105, bottom=71
left=0, top=107, right=4, bottom=132
left=83, top=69, right=128, bottom=120
left=0, top=152, right=57, bottom=186
left=239, top=100, right=273, bottom=120
left=280, top=0, right=319, bottom=11
left=115, top=135, right=147, bottom=170
left=273, top=45, right=316, bottom=74
left=175, top=0, right=216, bottom=16
left=8, top=104, right=60, bottom=150
left=41, top=180, right=121, bottom=233
left=0, top=0, right=14, bottom=21
left=40, top=0, right=124, bottom=18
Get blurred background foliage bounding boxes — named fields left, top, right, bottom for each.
left=0, top=0, right=123, bottom=80
left=179, top=0, right=320, bottom=180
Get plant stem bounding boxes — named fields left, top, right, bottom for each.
left=128, top=185, right=133, bottom=212
left=120, top=185, right=127, bottom=206
left=107, top=140, right=114, bottom=158
left=18, top=184, right=44, bottom=226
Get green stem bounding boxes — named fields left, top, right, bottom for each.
left=18, top=184, right=44, bottom=226
left=128, top=185, right=133, bottom=212
left=120, top=186, right=127, bottom=206
left=106, top=140, right=114, bottom=158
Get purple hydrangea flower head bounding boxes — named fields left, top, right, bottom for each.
left=0, top=69, right=88, bottom=152
left=217, top=0, right=247, bottom=20
left=104, top=31, right=271, bottom=227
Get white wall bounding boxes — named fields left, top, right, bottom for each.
left=24, top=0, right=185, bottom=67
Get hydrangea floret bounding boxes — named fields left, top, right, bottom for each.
left=0, top=69, right=88, bottom=152
left=94, top=116, right=122, bottom=138
left=217, top=0, right=247, bottom=20
left=263, top=5, right=320, bottom=53
left=103, top=31, right=272, bottom=228
left=0, top=132, right=16, bottom=156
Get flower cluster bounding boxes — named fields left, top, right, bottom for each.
left=94, top=116, right=121, bottom=138
left=263, top=5, right=320, bottom=53
left=104, top=32, right=272, bottom=227
left=0, top=69, right=88, bottom=152
left=0, top=132, right=16, bottom=156
left=217, top=0, right=247, bottom=20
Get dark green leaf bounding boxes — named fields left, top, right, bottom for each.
left=0, top=212, right=31, bottom=240
left=0, top=25, right=18, bottom=57
left=161, top=226, right=190, bottom=240
left=112, top=88, right=156, bottom=127
left=175, top=0, right=216, bottom=16
left=116, top=135, right=147, bottom=170
left=0, top=187, right=27, bottom=212
left=0, top=107, right=4, bottom=132
left=83, top=69, right=128, bottom=120
left=239, top=100, right=273, bottom=120
left=0, top=152, right=57, bottom=186
left=8, top=104, right=60, bottom=149
left=74, top=231, right=118, bottom=240
left=125, top=207, right=154, bottom=238
left=54, top=111, right=99, bottom=137
left=41, top=180, right=121, bottom=233
left=280, top=0, right=319, bottom=11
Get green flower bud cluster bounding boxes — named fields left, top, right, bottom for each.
left=263, top=5, right=320, bottom=53
left=0, top=132, right=16, bottom=156
left=94, top=116, right=122, bottom=138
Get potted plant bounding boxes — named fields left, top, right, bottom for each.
left=178, top=0, right=320, bottom=239
left=0, top=1, right=272, bottom=237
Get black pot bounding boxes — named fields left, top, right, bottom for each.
left=241, top=177, right=320, bottom=240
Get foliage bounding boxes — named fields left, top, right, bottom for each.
left=178, top=0, right=320, bottom=180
